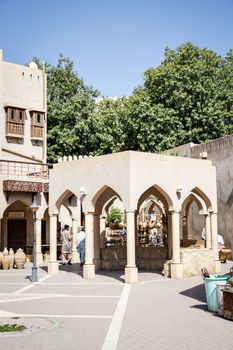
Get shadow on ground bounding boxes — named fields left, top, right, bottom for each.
left=180, top=283, right=206, bottom=303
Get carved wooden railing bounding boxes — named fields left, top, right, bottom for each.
left=5, top=122, right=24, bottom=136
left=0, top=160, right=50, bottom=180
left=31, top=125, right=44, bottom=138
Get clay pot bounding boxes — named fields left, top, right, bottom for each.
left=9, top=248, right=15, bottom=269
left=155, top=221, right=161, bottom=229
left=14, top=248, right=26, bottom=269
left=118, top=222, right=124, bottom=229
left=2, top=255, right=10, bottom=270
left=3, top=247, right=8, bottom=256
left=149, top=221, right=155, bottom=229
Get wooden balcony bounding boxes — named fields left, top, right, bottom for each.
left=5, top=122, right=24, bottom=137
left=31, top=125, right=44, bottom=140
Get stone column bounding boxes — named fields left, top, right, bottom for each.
left=204, top=214, right=211, bottom=249
left=93, top=214, right=101, bottom=270
left=167, top=213, right=172, bottom=259
left=99, top=216, right=106, bottom=249
left=182, top=215, right=188, bottom=246
left=125, top=210, right=138, bottom=284
left=48, top=214, right=58, bottom=274
left=83, top=212, right=95, bottom=279
left=210, top=211, right=221, bottom=273
left=35, top=218, right=43, bottom=265
left=170, top=211, right=183, bottom=278
left=71, top=218, right=79, bottom=263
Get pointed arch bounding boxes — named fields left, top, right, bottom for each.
left=54, top=189, right=76, bottom=213
left=141, top=198, right=165, bottom=216
left=181, top=192, right=207, bottom=216
left=92, top=185, right=123, bottom=215
left=137, top=185, right=173, bottom=213
left=191, top=187, right=212, bottom=211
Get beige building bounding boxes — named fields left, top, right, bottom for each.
left=0, top=51, right=222, bottom=283
left=166, top=135, right=233, bottom=255
left=48, top=151, right=220, bottom=282
left=0, top=50, right=49, bottom=264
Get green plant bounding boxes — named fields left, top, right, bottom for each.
left=0, top=324, right=26, bottom=332
left=106, top=207, right=123, bottom=224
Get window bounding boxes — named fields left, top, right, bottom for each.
left=31, top=112, right=44, bottom=126
left=37, top=113, right=41, bottom=124
left=7, top=108, right=25, bottom=123
left=5, top=107, right=25, bottom=137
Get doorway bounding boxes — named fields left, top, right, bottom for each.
left=7, top=219, right=27, bottom=252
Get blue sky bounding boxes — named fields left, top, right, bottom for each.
left=0, top=0, right=232, bottom=96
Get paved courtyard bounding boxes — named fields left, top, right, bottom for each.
left=0, top=261, right=232, bottom=350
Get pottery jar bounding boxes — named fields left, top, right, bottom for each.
left=14, top=248, right=26, bottom=269
left=9, top=248, right=15, bottom=269
left=2, top=255, right=10, bottom=270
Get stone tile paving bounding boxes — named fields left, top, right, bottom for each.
left=117, top=263, right=233, bottom=350
left=0, top=261, right=232, bottom=350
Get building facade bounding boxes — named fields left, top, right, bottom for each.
left=0, top=50, right=49, bottom=264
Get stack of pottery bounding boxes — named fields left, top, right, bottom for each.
left=14, top=248, right=26, bottom=269
left=2, top=247, right=10, bottom=270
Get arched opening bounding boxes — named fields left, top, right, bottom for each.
left=181, top=193, right=206, bottom=248
left=135, top=185, right=173, bottom=272
left=51, top=190, right=77, bottom=265
left=91, top=185, right=125, bottom=272
left=2, top=200, right=33, bottom=258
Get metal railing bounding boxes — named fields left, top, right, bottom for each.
left=0, top=159, right=50, bottom=180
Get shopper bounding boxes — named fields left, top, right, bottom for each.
left=61, top=224, right=72, bottom=265
left=77, top=226, right=85, bottom=266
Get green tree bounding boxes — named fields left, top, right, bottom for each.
left=31, top=43, right=233, bottom=160
left=143, top=42, right=228, bottom=146
left=92, top=97, right=129, bottom=155
left=42, top=54, right=99, bottom=162
left=217, top=49, right=233, bottom=135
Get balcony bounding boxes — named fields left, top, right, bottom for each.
left=5, top=122, right=24, bottom=138
left=0, top=160, right=51, bottom=192
left=31, top=125, right=44, bottom=140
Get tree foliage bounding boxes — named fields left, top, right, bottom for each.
left=32, top=42, right=233, bottom=161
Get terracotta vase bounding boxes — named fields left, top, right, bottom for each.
left=2, top=255, right=10, bottom=270
left=3, top=247, right=8, bottom=256
left=14, top=248, right=26, bottom=269
left=9, top=248, right=15, bottom=269
left=149, top=221, right=155, bottom=229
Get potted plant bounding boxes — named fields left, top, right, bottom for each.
left=106, top=207, right=123, bottom=229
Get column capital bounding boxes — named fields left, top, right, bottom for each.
left=84, top=211, right=95, bottom=215
left=169, top=210, right=181, bottom=214
left=125, top=209, right=135, bottom=214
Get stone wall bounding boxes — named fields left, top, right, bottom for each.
left=190, top=135, right=233, bottom=254
left=167, top=134, right=233, bottom=255
left=100, top=246, right=168, bottom=271
left=181, top=248, right=215, bottom=277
